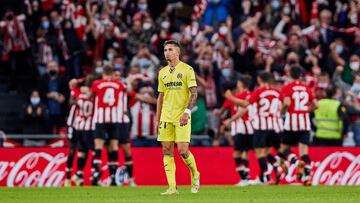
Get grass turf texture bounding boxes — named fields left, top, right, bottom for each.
left=0, top=186, right=359, bottom=203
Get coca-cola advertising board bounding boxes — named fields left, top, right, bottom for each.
left=0, top=147, right=359, bottom=187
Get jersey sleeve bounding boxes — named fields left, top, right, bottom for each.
left=91, top=81, right=98, bottom=93
left=280, top=85, right=291, bottom=99
left=158, top=71, right=165, bottom=93
left=249, top=90, right=259, bottom=104
left=222, top=99, right=232, bottom=110
left=187, top=67, right=197, bottom=88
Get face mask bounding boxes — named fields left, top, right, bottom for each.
left=221, top=68, right=231, bottom=78
left=31, top=97, right=41, bottom=106
left=143, top=22, right=152, bottom=30
left=139, top=58, right=150, bottom=68
left=335, top=45, right=343, bottom=54
left=138, top=3, right=148, bottom=11
left=107, top=53, right=113, bottom=61
left=283, top=6, right=291, bottom=15
left=95, top=67, right=103, bottom=74
left=42, top=21, right=50, bottom=30
left=351, top=83, right=360, bottom=92
left=49, top=70, right=58, bottom=77
left=219, top=26, right=228, bottom=35
left=161, top=21, right=170, bottom=30
left=114, top=63, right=124, bottom=69
left=271, top=0, right=280, bottom=10
left=350, top=62, right=360, bottom=71
left=288, top=59, right=297, bottom=65
left=318, top=82, right=328, bottom=89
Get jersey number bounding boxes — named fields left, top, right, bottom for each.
left=103, top=88, right=115, bottom=105
left=259, top=98, right=280, bottom=116
left=78, top=100, right=93, bottom=117
left=292, top=91, right=309, bottom=111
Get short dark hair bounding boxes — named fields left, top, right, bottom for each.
left=84, top=75, right=96, bottom=87
left=258, top=71, right=273, bottom=83
left=164, top=40, right=181, bottom=49
left=326, top=85, right=337, bottom=98
left=103, top=65, right=113, bottom=76
left=289, top=65, right=303, bottom=79
left=239, top=74, right=252, bottom=89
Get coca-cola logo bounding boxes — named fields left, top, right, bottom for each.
left=281, top=152, right=360, bottom=185
left=312, top=152, right=360, bottom=185
left=0, top=152, right=67, bottom=187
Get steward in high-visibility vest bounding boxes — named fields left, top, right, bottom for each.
left=313, top=86, right=349, bottom=146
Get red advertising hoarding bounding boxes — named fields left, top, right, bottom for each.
left=0, top=147, right=359, bottom=187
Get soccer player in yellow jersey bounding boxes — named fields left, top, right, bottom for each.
left=157, top=40, right=200, bottom=195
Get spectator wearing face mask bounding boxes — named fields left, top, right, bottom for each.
left=38, top=61, right=69, bottom=133
left=130, top=44, right=159, bottom=79
left=332, top=54, right=360, bottom=93
left=21, top=90, right=50, bottom=134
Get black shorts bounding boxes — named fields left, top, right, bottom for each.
left=68, top=127, right=78, bottom=146
left=118, top=123, right=131, bottom=144
left=233, top=134, right=253, bottom=151
left=77, top=130, right=94, bottom=152
left=282, top=131, right=310, bottom=146
left=94, top=123, right=121, bottom=140
left=253, top=130, right=280, bottom=148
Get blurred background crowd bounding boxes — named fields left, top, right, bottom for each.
left=0, top=0, right=360, bottom=147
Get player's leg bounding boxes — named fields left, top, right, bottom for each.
left=176, top=121, right=200, bottom=193
left=280, top=131, right=299, bottom=166
left=158, top=122, right=178, bottom=195
left=119, top=123, right=135, bottom=186
left=92, top=124, right=106, bottom=185
left=253, top=131, right=270, bottom=184
left=72, top=131, right=87, bottom=186
left=299, top=131, right=312, bottom=186
left=266, top=131, right=281, bottom=184
left=233, top=134, right=250, bottom=186
left=65, top=127, right=77, bottom=186
left=108, top=139, right=119, bottom=186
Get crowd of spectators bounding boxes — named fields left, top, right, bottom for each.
left=0, top=0, right=360, bottom=146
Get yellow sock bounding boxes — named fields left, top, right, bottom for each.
left=182, top=151, right=199, bottom=177
left=163, top=155, right=176, bottom=189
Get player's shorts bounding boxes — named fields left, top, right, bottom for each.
left=281, top=130, right=310, bottom=146
left=118, top=123, right=131, bottom=144
left=233, top=133, right=253, bottom=151
left=157, top=121, right=191, bottom=143
left=68, top=127, right=78, bottom=146
left=94, top=123, right=123, bottom=141
left=253, top=130, right=279, bottom=148
left=77, top=130, right=94, bottom=152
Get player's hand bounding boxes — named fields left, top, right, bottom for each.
left=223, top=119, right=231, bottom=128
left=179, top=113, right=189, bottom=126
left=224, top=90, right=232, bottom=99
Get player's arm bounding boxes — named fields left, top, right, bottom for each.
left=309, top=98, right=319, bottom=112
left=223, top=107, right=247, bottom=127
left=281, top=96, right=291, bottom=113
left=135, top=94, right=157, bottom=105
left=224, top=90, right=249, bottom=107
left=156, top=92, right=164, bottom=129
left=187, top=86, right=198, bottom=110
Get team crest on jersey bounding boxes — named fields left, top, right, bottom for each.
left=177, top=73, right=183, bottom=79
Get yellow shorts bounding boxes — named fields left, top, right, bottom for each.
left=157, top=120, right=191, bottom=143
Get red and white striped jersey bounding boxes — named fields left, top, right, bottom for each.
left=222, top=90, right=254, bottom=135
left=129, top=92, right=156, bottom=138
left=91, top=79, right=128, bottom=124
left=280, top=80, right=314, bottom=131
left=249, top=86, right=283, bottom=133
left=66, top=87, right=80, bottom=127
left=74, top=92, right=95, bottom=131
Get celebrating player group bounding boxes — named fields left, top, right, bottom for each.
left=224, top=66, right=318, bottom=186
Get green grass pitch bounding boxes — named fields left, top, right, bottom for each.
left=0, top=186, right=359, bottom=203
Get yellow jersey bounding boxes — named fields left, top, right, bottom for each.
left=158, top=61, right=197, bottom=123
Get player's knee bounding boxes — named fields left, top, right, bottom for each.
left=162, top=145, right=173, bottom=156
left=178, top=148, right=189, bottom=158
